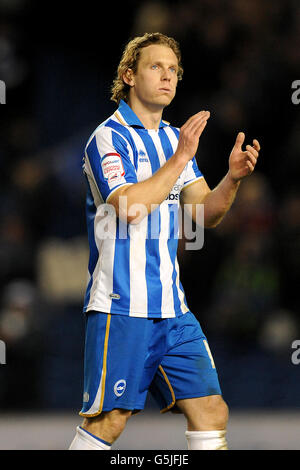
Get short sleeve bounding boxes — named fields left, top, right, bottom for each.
left=183, top=156, right=204, bottom=188
left=83, top=126, right=138, bottom=202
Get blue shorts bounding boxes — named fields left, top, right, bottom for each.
left=79, top=311, right=222, bottom=417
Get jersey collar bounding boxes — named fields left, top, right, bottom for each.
left=115, top=99, right=169, bottom=129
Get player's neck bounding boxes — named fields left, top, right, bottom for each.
left=127, top=97, right=164, bottom=131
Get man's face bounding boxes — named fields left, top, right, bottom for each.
left=126, top=44, right=179, bottom=110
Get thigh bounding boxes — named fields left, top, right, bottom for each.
left=149, top=312, right=222, bottom=413
left=79, top=312, right=165, bottom=417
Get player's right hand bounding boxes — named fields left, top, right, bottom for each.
left=175, top=111, right=210, bottom=162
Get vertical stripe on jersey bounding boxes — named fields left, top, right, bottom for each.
left=134, top=128, right=161, bottom=174
left=107, top=120, right=138, bottom=169
left=158, top=128, right=175, bottom=161
left=167, top=205, right=182, bottom=314
left=107, top=120, right=136, bottom=168
left=168, top=193, right=189, bottom=314
left=159, top=203, right=176, bottom=317
left=164, top=126, right=180, bottom=153
left=148, top=129, right=166, bottom=167
left=86, top=136, right=103, bottom=187
left=110, top=219, right=131, bottom=312
left=83, top=179, right=99, bottom=310
left=146, top=206, right=162, bottom=316
left=169, top=204, right=189, bottom=315
left=191, top=156, right=201, bottom=176
left=90, top=220, right=116, bottom=313
left=128, top=217, right=148, bottom=317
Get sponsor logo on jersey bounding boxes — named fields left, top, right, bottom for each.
left=138, top=149, right=149, bottom=163
left=101, top=153, right=125, bottom=183
left=114, top=379, right=126, bottom=397
left=166, top=193, right=180, bottom=201
left=166, top=183, right=183, bottom=201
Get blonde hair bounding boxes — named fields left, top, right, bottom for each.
left=111, top=32, right=183, bottom=104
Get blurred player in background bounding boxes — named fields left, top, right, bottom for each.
left=69, top=32, right=260, bottom=450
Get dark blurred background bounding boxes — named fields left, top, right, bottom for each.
left=0, top=0, right=299, bottom=414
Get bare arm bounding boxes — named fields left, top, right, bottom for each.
left=107, top=111, right=210, bottom=224
left=181, top=133, right=261, bottom=228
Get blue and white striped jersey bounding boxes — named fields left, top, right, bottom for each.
left=82, top=99, right=203, bottom=318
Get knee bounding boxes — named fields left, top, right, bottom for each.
left=204, top=395, right=229, bottom=428
left=179, top=395, right=229, bottom=431
left=103, top=409, right=132, bottom=436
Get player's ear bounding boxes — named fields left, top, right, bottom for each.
left=123, top=68, right=135, bottom=87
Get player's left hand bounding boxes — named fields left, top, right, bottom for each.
left=228, top=132, right=261, bottom=182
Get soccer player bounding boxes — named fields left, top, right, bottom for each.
left=69, top=32, right=260, bottom=451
